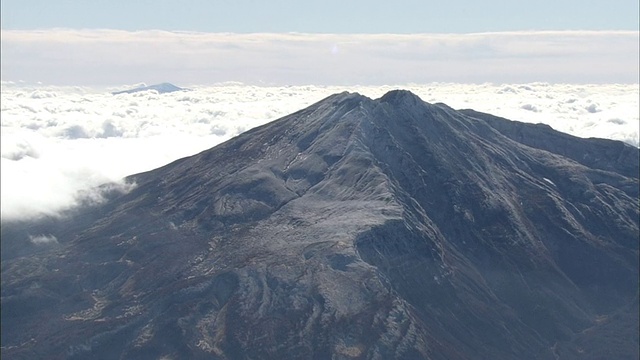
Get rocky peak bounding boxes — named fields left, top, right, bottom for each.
left=378, top=89, right=424, bottom=106
left=2, top=90, right=638, bottom=360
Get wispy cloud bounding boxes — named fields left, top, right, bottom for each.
left=28, top=234, right=58, bottom=245
left=1, top=82, right=638, bottom=221
left=1, top=30, right=638, bottom=85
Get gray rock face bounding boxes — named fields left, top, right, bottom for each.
left=2, top=90, right=638, bottom=359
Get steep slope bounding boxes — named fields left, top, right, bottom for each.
left=459, top=108, right=639, bottom=178
left=2, top=90, right=638, bottom=359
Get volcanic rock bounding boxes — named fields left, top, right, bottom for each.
left=1, top=90, right=638, bottom=359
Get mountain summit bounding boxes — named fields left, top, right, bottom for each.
left=2, top=90, right=638, bottom=359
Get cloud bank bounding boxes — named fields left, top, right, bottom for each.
left=1, top=30, right=638, bottom=85
left=1, top=82, right=638, bottom=221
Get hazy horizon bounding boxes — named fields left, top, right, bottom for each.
left=2, top=30, right=638, bottom=86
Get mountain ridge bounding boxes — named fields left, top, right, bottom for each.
left=2, top=90, right=638, bottom=359
left=111, top=82, right=186, bottom=95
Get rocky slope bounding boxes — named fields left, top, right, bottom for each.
left=2, top=90, right=638, bottom=359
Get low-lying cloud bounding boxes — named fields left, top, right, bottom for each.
left=1, top=30, right=638, bottom=86
left=28, top=234, right=58, bottom=245
left=1, top=82, right=638, bottom=221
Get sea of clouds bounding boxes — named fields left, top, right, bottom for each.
left=1, top=82, right=638, bottom=221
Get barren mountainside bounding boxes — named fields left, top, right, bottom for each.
left=1, top=90, right=638, bottom=359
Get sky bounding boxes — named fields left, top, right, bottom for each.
left=1, top=0, right=639, bottom=33
left=1, top=1, right=639, bottom=222
left=1, top=1, right=639, bottom=85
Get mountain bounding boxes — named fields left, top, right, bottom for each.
left=1, top=90, right=638, bottom=359
left=111, top=82, right=186, bottom=95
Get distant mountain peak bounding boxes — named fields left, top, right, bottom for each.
left=111, top=82, right=186, bottom=95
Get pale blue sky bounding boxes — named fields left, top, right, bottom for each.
left=1, top=0, right=638, bottom=33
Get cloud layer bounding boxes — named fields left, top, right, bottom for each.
left=1, top=82, right=638, bottom=221
left=1, top=30, right=638, bottom=85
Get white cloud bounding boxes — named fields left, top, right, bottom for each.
left=28, top=234, right=58, bottom=245
left=1, top=30, right=638, bottom=85
left=0, top=83, right=638, bottom=222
